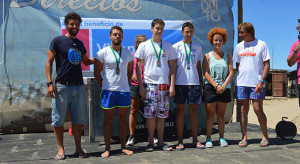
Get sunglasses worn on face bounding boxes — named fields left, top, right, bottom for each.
left=297, top=27, right=299, bottom=30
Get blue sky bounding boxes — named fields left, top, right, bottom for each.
left=232, top=0, right=300, bottom=71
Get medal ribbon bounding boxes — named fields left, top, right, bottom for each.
left=110, top=45, right=122, bottom=68
left=151, top=39, right=162, bottom=62
left=183, top=40, right=192, bottom=64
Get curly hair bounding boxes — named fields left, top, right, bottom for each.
left=207, top=27, right=228, bottom=46
left=64, top=12, right=82, bottom=25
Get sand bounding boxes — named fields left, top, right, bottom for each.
left=233, top=97, right=300, bottom=134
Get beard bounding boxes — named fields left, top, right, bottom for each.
left=67, top=27, right=79, bottom=37
left=112, top=40, right=122, bottom=45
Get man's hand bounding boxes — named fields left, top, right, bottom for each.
left=48, top=85, right=55, bottom=98
left=169, top=86, right=175, bottom=97
left=139, top=86, right=146, bottom=99
left=255, top=81, right=264, bottom=93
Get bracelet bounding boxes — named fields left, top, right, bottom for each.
left=221, top=84, right=226, bottom=89
left=214, top=84, right=218, bottom=89
left=294, top=49, right=299, bottom=53
left=259, top=79, right=265, bottom=84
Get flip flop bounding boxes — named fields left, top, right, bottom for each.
left=176, top=144, right=185, bottom=151
left=238, top=140, right=248, bottom=147
left=194, top=142, right=206, bottom=149
left=73, top=151, right=88, bottom=158
left=55, top=153, right=66, bottom=160
left=146, top=144, right=154, bottom=152
left=260, top=140, right=269, bottom=147
left=160, top=144, right=172, bottom=151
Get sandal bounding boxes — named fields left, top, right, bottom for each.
left=160, top=144, right=172, bottom=151
left=238, top=140, right=248, bottom=147
left=260, top=140, right=269, bottom=147
left=176, top=144, right=184, bottom=151
left=73, top=151, right=88, bottom=158
left=146, top=144, right=154, bottom=152
left=194, top=142, right=206, bottom=149
left=55, top=153, right=66, bottom=160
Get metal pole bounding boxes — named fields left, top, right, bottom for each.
left=1, top=0, right=4, bottom=64
left=237, top=0, right=243, bottom=43
left=236, top=0, right=243, bottom=122
left=88, top=78, right=95, bottom=143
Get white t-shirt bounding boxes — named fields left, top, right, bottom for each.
left=232, top=39, right=271, bottom=87
left=95, top=46, right=134, bottom=92
left=173, top=41, right=202, bottom=85
left=135, top=39, right=176, bottom=84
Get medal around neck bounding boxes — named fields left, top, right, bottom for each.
left=187, top=62, right=190, bottom=70
left=110, top=45, right=122, bottom=75
left=151, top=39, right=162, bottom=68
left=183, top=40, right=192, bottom=70
left=116, top=67, right=120, bottom=75
left=157, top=60, right=161, bottom=67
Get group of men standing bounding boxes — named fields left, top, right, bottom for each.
left=45, top=12, right=270, bottom=159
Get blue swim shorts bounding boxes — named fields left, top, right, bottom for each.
left=100, top=89, right=131, bottom=109
left=234, top=86, right=265, bottom=100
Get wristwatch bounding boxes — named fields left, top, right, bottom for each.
left=47, top=81, right=53, bottom=87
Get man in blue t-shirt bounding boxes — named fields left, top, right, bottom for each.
left=45, top=12, right=95, bottom=160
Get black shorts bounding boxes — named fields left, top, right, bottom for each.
left=174, top=85, right=202, bottom=104
left=130, top=84, right=140, bottom=98
left=203, top=84, right=231, bottom=103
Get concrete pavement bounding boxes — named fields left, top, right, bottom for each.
left=0, top=122, right=300, bottom=164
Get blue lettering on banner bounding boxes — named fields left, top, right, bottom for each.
left=92, top=29, right=182, bottom=57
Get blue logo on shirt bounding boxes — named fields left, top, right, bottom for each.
left=68, top=48, right=81, bottom=65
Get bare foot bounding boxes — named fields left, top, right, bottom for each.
left=101, top=151, right=110, bottom=158
left=56, top=148, right=65, bottom=160
left=122, top=149, right=133, bottom=155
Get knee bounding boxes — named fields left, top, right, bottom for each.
left=118, top=115, right=127, bottom=122
left=241, top=108, right=249, bottom=114
left=206, top=110, right=215, bottom=117
left=189, top=109, right=197, bottom=116
left=177, top=108, right=185, bottom=115
left=130, top=108, right=139, bottom=116
left=217, top=112, right=225, bottom=119
left=104, top=114, right=114, bottom=123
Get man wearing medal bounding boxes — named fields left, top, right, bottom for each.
left=94, top=26, right=134, bottom=157
left=135, top=19, right=176, bottom=151
left=172, top=22, right=205, bottom=150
